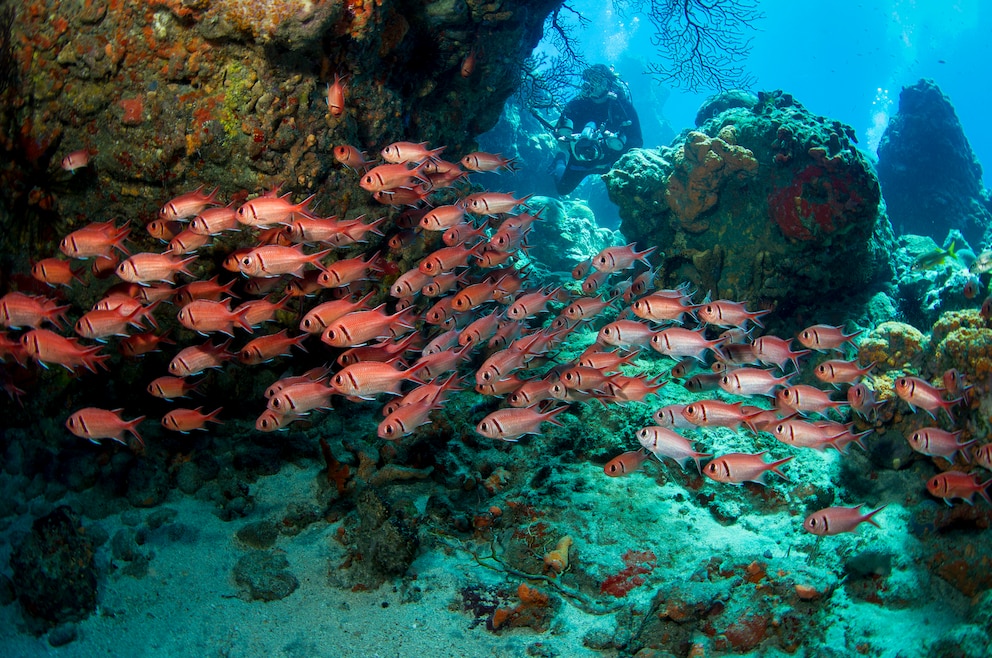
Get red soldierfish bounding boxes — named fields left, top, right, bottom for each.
left=751, top=335, right=810, bottom=372
left=61, top=149, right=91, bottom=172
left=161, top=407, right=223, bottom=433
left=66, top=407, right=145, bottom=446
left=803, top=505, right=886, bottom=535
left=255, top=409, right=302, bottom=432
left=189, top=204, right=239, bottom=235
left=814, top=358, right=875, bottom=386
left=460, top=47, right=477, bottom=78
left=591, top=243, right=657, bottom=274
left=636, top=426, right=711, bottom=473
left=158, top=185, right=220, bottom=222
left=236, top=192, right=318, bottom=228
left=333, top=144, right=371, bottom=172
left=847, top=382, right=886, bottom=420
left=299, top=292, right=374, bottom=334
left=236, top=295, right=291, bottom=328
left=31, top=258, right=85, bottom=287
left=236, top=245, right=330, bottom=278
left=718, top=368, right=791, bottom=397
left=75, top=306, right=150, bottom=340
left=21, top=329, right=109, bottom=373
left=650, top=327, right=725, bottom=363
left=0, top=292, right=70, bottom=330
left=460, top=151, right=518, bottom=173
left=327, top=73, right=346, bottom=117
left=894, top=375, right=961, bottom=421
left=462, top=192, right=531, bottom=216
left=177, top=299, right=253, bottom=336
left=317, top=253, right=383, bottom=288
left=360, top=162, right=429, bottom=193
left=905, top=427, right=974, bottom=461
left=238, top=329, right=307, bottom=365
left=630, top=294, right=697, bottom=323
left=974, top=444, right=992, bottom=471
left=168, top=339, right=233, bottom=377
left=926, top=471, right=992, bottom=505
left=475, top=405, right=568, bottom=442
left=267, top=380, right=335, bottom=415
left=380, top=141, right=445, bottom=164
left=603, top=450, right=651, bottom=477
left=775, top=384, right=848, bottom=417
left=147, top=375, right=200, bottom=400
left=597, top=320, right=655, bottom=349
left=771, top=418, right=847, bottom=450
left=418, top=242, right=482, bottom=276
left=116, top=253, right=196, bottom=284
left=321, top=305, right=415, bottom=348
left=60, top=221, right=131, bottom=259
left=681, top=399, right=754, bottom=430
left=703, top=452, right=793, bottom=485
left=378, top=396, right=443, bottom=440
left=420, top=204, right=466, bottom=231
left=120, top=330, right=175, bottom=358
left=697, top=300, right=771, bottom=329
left=797, top=324, right=863, bottom=352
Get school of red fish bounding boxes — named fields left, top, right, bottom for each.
left=3, top=117, right=990, bottom=538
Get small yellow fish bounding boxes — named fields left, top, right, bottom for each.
left=912, top=241, right=957, bottom=271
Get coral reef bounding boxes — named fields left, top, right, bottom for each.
left=0, top=0, right=562, bottom=271
left=605, top=90, right=895, bottom=334
left=9, top=506, right=98, bottom=627
left=877, top=79, right=992, bottom=249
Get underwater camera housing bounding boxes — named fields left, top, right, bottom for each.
left=572, top=122, right=605, bottom=163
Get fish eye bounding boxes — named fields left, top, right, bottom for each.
left=272, top=398, right=282, bottom=408
left=722, top=376, right=729, bottom=384
left=67, top=418, right=75, bottom=427
left=480, top=422, right=488, bottom=431
left=809, top=518, right=818, bottom=527
left=242, top=257, right=251, bottom=266
left=686, top=405, right=695, bottom=414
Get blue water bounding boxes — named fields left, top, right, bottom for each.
left=542, top=0, right=992, bottom=181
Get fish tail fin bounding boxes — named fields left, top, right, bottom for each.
left=770, top=455, right=795, bottom=480
left=127, top=416, right=147, bottom=447
left=864, top=504, right=887, bottom=528
left=234, top=306, right=254, bottom=333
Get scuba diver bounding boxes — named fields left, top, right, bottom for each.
left=550, top=64, right=643, bottom=196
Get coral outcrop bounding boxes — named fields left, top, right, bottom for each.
left=605, top=90, right=895, bottom=332
left=877, top=79, right=992, bottom=249
left=9, top=506, right=98, bottom=627
left=0, top=0, right=561, bottom=264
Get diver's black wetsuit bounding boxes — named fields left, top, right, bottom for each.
left=553, top=93, right=643, bottom=195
